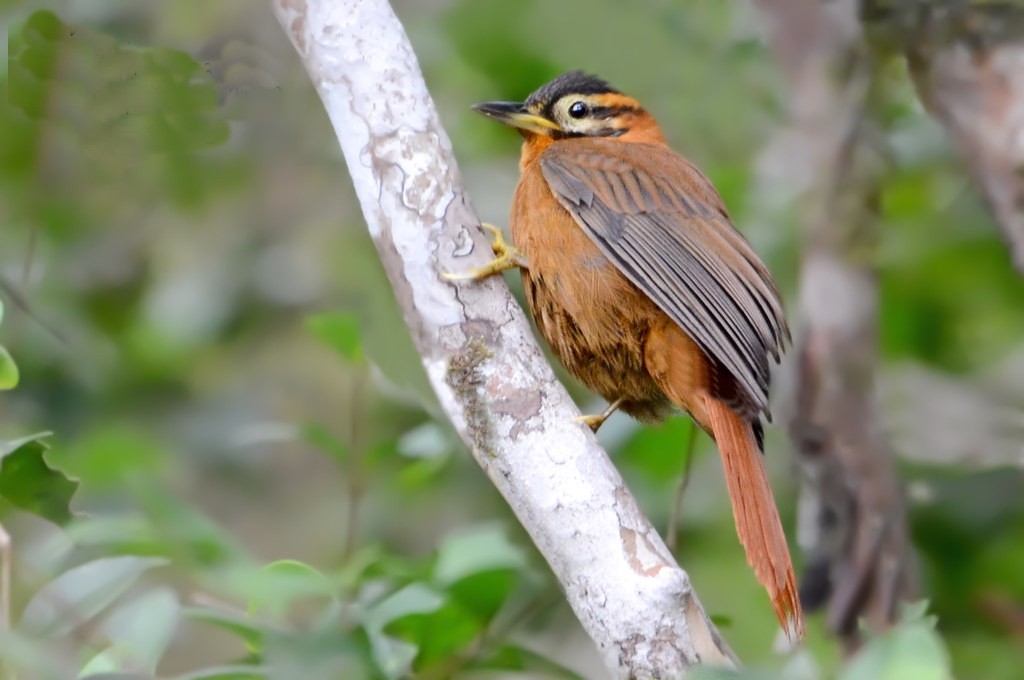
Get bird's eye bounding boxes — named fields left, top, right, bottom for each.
left=568, top=101, right=589, bottom=119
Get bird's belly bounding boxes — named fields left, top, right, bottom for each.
left=516, top=218, right=669, bottom=421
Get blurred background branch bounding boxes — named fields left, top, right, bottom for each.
left=755, top=0, right=1024, bottom=657
left=866, top=0, right=1024, bottom=274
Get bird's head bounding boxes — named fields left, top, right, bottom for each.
left=472, top=71, right=660, bottom=142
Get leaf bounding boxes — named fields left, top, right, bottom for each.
left=65, top=514, right=162, bottom=553
left=434, top=524, right=527, bottom=586
left=839, top=615, right=953, bottom=680
left=897, top=599, right=934, bottom=626
left=0, top=301, right=15, bottom=389
left=0, top=629, right=69, bottom=677
left=19, top=556, right=168, bottom=637
left=363, top=583, right=444, bottom=679
left=434, top=525, right=527, bottom=623
left=469, top=643, right=586, bottom=679
left=779, top=649, right=822, bottom=680
left=301, top=423, right=350, bottom=465
left=172, top=667, right=268, bottom=680
left=261, top=626, right=374, bottom=680
left=618, top=416, right=697, bottom=481
left=365, top=583, right=445, bottom=633
left=78, top=650, right=122, bottom=676
left=306, top=313, right=363, bottom=362
left=79, top=587, right=180, bottom=675
left=396, top=423, right=451, bottom=460
left=0, top=344, right=19, bottom=390
left=181, top=606, right=265, bottom=651
left=0, top=434, right=78, bottom=525
left=709, top=613, right=734, bottom=628
left=246, top=559, right=339, bottom=621
left=0, top=430, right=53, bottom=458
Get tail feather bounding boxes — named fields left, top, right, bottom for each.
left=704, top=394, right=805, bottom=640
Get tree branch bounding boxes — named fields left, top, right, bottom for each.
left=868, top=1, right=1024, bottom=274
left=271, top=0, right=735, bottom=675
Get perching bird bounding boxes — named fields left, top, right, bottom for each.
left=447, top=71, right=804, bottom=639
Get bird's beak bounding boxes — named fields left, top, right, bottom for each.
left=472, top=101, right=560, bottom=135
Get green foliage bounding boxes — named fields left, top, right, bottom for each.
left=689, top=603, right=953, bottom=680
left=20, top=556, right=169, bottom=638
left=307, top=312, right=365, bottom=363
left=0, top=432, right=77, bottom=525
left=838, top=603, right=952, bottom=680
left=0, top=300, right=19, bottom=390
left=6, top=10, right=232, bottom=233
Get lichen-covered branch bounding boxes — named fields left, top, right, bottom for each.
left=272, top=0, right=735, bottom=675
left=753, top=0, right=916, bottom=654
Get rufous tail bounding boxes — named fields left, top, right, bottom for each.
left=703, top=395, right=805, bottom=640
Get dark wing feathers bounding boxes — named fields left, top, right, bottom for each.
left=540, top=140, right=788, bottom=416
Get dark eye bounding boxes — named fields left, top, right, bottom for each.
left=568, top=101, right=588, bottom=119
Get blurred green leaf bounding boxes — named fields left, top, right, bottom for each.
left=0, top=433, right=77, bottom=525
left=301, top=423, right=350, bottom=466
left=246, top=559, right=338, bottom=621
left=261, top=625, right=374, bottom=680
left=363, top=583, right=444, bottom=678
left=396, top=422, right=451, bottom=460
left=433, top=525, right=527, bottom=622
left=898, top=600, right=934, bottom=626
left=50, top=425, right=164, bottom=489
left=181, top=606, right=265, bottom=652
left=66, top=514, right=163, bottom=554
left=306, top=312, right=363, bottom=363
left=134, top=487, right=246, bottom=566
left=366, top=583, right=445, bottom=633
left=172, top=667, right=267, bottom=680
left=19, top=555, right=168, bottom=637
left=0, top=344, right=18, bottom=389
left=840, top=602, right=952, bottom=680
left=470, top=643, right=586, bottom=679
left=79, top=587, right=180, bottom=675
left=434, top=524, right=526, bottom=586
left=6, top=9, right=234, bottom=238
left=710, top=613, right=734, bottom=628
left=387, top=598, right=481, bottom=674
left=618, top=416, right=697, bottom=481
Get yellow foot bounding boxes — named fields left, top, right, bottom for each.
left=574, top=397, right=625, bottom=433
left=442, top=223, right=528, bottom=281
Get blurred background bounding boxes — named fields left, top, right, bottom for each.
left=1, top=1, right=1022, bottom=678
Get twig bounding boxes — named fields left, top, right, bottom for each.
left=666, top=422, right=697, bottom=553
left=340, top=367, right=369, bottom=564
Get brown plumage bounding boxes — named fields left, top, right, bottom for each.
left=453, top=71, right=803, bottom=639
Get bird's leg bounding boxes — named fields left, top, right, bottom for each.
left=575, top=397, right=625, bottom=433
left=442, top=223, right=528, bottom=281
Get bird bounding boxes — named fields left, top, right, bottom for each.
left=446, top=71, right=804, bottom=639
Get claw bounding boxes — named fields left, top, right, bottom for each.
left=574, top=413, right=608, bottom=433
left=574, top=397, right=625, bottom=433
left=442, top=223, right=528, bottom=281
